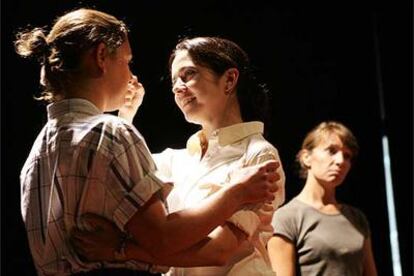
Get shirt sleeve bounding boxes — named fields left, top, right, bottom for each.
left=271, top=204, right=297, bottom=243
left=152, top=148, right=175, bottom=182
left=108, top=124, right=168, bottom=230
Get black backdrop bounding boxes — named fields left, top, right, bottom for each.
left=2, top=1, right=412, bottom=275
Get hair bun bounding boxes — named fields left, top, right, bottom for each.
left=15, top=27, right=50, bottom=63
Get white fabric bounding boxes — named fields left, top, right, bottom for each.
left=227, top=210, right=261, bottom=238
left=154, top=121, right=285, bottom=276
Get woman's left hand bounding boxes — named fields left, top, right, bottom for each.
left=70, top=213, right=125, bottom=262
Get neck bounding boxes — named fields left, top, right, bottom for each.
left=64, top=81, right=107, bottom=112
left=202, top=117, right=243, bottom=139
left=297, top=175, right=338, bottom=207
left=201, top=100, right=243, bottom=139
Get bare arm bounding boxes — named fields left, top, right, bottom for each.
left=125, top=160, right=279, bottom=258
left=362, top=237, right=378, bottom=276
left=267, top=235, right=296, bottom=276
left=71, top=215, right=249, bottom=266
left=127, top=222, right=248, bottom=266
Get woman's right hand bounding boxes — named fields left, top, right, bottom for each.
left=118, top=75, right=145, bottom=123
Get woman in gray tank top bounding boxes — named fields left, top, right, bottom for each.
left=267, top=121, right=377, bottom=276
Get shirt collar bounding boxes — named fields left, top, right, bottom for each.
left=47, top=98, right=102, bottom=120
left=186, top=121, right=264, bottom=156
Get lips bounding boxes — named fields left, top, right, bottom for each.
left=181, top=96, right=196, bottom=108
left=329, top=169, right=346, bottom=178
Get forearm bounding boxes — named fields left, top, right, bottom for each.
left=126, top=223, right=247, bottom=267
left=159, top=185, right=244, bottom=254
left=126, top=185, right=243, bottom=257
left=363, top=237, right=378, bottom=276
left=126, top=160, right=278, bottom=257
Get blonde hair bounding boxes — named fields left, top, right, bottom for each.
left=14, top=8, right=128, bottom=102
left=297, top=121, right=359, bottom=178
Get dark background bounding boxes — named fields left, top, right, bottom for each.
left=2, top=1, right=412, bottom=275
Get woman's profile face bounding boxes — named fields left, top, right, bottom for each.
left=170, top=50, right=229, bottom=126
left=305, top=133, right=353, bottom=187
left=104, top=38, right=133, bottom=111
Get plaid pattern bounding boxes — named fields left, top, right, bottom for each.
left=20, top=99, right=167, bottom=275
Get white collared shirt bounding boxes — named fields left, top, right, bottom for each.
left=154, top=121, right=285, bottom=276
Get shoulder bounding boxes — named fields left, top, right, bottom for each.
left=342, top=204, right=371, bottom=236
left=93, top=115, right=143, bottom=140
left=277, top=199, right=304, bottom=213
left=73, top=114, right=146, bottom=157
left=153, top=147, right=187, bottom=164
left=274, top=199, right=303, bottom=222
left=272, top=199, right=303, bottom=239
left=244, top=134, right=281, bottom=162
left=343, top=204, right=368, bottom=221
left=247, top=134, right=277, bottom=152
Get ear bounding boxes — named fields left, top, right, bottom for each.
left=223, top=68, right=239, bottom=95
left=302, top=150, right=312, bottom=168
left=94, top=42, right=109, bottom=73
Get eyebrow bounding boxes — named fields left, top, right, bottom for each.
left=171, top=66, right=197, bottom=81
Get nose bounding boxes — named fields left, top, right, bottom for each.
left=172, top=78, right=186, bottom=94
left=334, top=152, right=345, bottom=165
left=129, top=74, right=136, bottom=82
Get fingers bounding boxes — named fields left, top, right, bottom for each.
left=79, top=213, right=104, bottom=231
left=233, top=160, right=282, bottom=205
left=260, top=160, right=280, bottom=172
left=70, top=229, right=94, bottom=260
left=70, top=228, right=111, bottom=261
left=264, top=191, right=275, bottom=203
left=258, top=212, right=273, bottom=225
left=258, top=224, right=274, bottom=233
left=259, top=169, right=280, bottom=203
left=261, top=203, right=274, bottom=212
left=125, top=75, right=144, bottom=99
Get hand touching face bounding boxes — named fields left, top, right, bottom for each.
left=118, top=75, right=145, bottom=123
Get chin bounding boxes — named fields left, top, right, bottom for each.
left=329, top=177, right=345, bottom=187
left=183, top=112, right=201, bottom=125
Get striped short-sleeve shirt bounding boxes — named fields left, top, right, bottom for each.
left=20, top=98, right=168, bottom=275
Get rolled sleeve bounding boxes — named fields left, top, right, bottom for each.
left=113, top=171, right=165, bottom=230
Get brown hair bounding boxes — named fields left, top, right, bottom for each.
left=14, top=8, right=128, bottom=102
left=297, top=121, right=359, bottom=178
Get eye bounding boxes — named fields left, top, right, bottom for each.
left=343, top=151, right=352, bottom=161
left=327, top=146, right=338, bottom=155
left=180, top=68, right=197, bottom=83
left=171, top=67, right=198, bottom=87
